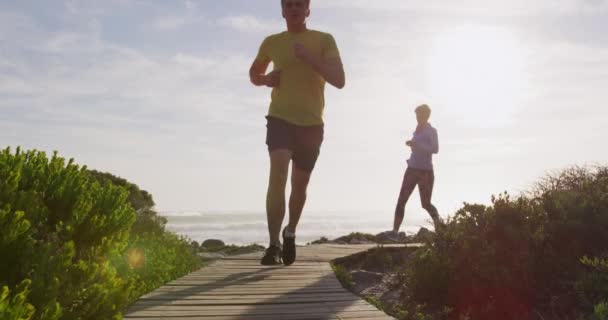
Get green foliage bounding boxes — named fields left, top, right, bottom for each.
left=576, top=256, right=608, bottom=317
left=87, top=168, right=201, bottom=304
left=119, top=232, right=201, bottom=303
left=331, top=263, right=353, bottom=289
left=0, top=147, right=134, bottom=319
left=392, top=303, right=447, bottom=320
left=0, top=280, right=35, bottom=320
left=365, top=296, right=384, bottom=310
left=593, top=302, right=608, bottom=320
left=359, top=248, right=395, bottom=272
left=88, top=170, right=167, bottom=235
left=406, top=247, right=451, bottom=307
left=202, top=243, right=265, bottom=255
left=401, top=166, right=608, bottom=320
left=335, top=232, right=377, bottom=243
left=308, top=236, right=329, bottom=245
left=0, top=147, right=201, bottom=320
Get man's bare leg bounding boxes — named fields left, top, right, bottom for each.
left=280, top=163, right=312, bottom=265
left=266, top=149, right=293, bottom=245
left=287, top=165, right=312, bottom=233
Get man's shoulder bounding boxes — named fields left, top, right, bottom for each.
left=307, top=29, right=335, bottom=39
left=426, top=124, right=438, bottom=134
left=308, top=29, right=329, bottom=35
left=262, top=31, right=289, bottom=43
left=266, top=30, right=334, bottom=39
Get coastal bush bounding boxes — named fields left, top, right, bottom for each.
left=331, top=263, right=353, bottom=289
left=88, top=169, right=167, bottom=236
left=88, top=170, right=201, bottom=304
left=0, top=280, right=35, bottom=320
left=0, top=147, right=200, bottom=319
left=308, top=236, right=329, bottom=244
left=402, top=166, right=608, bottom=319
left=576, top=256, right=608, bottom=319
left=334, top=232, right=376, bottom=243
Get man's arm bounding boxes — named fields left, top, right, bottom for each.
left=294, top=43, right=345, bottom=89
left=249, top=60, right=281, bottom=88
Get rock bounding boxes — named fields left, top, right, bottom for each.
left=190, top=240, right=200, bottom=249
left=375, top=231, right=408, bottom=244
left=202, top=239, right=225, bottom=248
left=411, top=227, right=434, bottom=242
left=335, top=232, right=376, bottom=244
left=308, top=236, right=330, bottom=245
left=380, top=288, right=402, bottom=309
left=351, top=270, right=384, bottom=294
left=350, top=237, right=374, bottom=244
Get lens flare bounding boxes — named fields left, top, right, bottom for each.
left=127, top=248, right=145, bottom=269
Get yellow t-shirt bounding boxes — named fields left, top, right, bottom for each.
left=255, top=30, right=340, bottom=126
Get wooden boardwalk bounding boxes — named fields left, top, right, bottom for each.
left=124, top=244, right=399, bottom=320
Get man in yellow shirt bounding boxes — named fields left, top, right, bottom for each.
left=249, top=0, right=345, bottom=265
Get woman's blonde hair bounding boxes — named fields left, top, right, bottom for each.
left=415, top=104, right=431, bottom=117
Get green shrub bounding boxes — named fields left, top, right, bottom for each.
left=88, top=170, right=167, bottom=235
left=406, top=246, right=451, bottom=307
left=334, top=232, right=376, bottom=243
left=331, top=263, right=353, bottom=289
left=576, top=256, right=608, bottom=317
left=308, top=236, right=329, bottom=245
left=0, top=147, right=201, bottom=319
left=1, top=147, right=134, bottom=319
left=593, top=301, right=608, bottom=320
left=87, top=170, right=201, bottom=304
left=402, top=166, right=608, bottom=320
left=119, top=232, right=201, bottom=303
left=0, top=280, right=35, bottom=320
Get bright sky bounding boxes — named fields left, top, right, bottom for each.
left=2, top=1, right=607, bottom=222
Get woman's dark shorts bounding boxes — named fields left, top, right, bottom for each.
left=265, top=116, right=324, bottom=173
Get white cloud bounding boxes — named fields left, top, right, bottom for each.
left=218, top=15, right=282, bottom=33
left=152, top=15, right=189, bottom=30
left=314, top=0, right=608, bottom=16
left=149, top=0, right=206, bottom=31
left=185, top=0, right=196, bottom=11
left=41, top=31, right=103, bottom=53
left=63, top=0, right=136, bottom=16
left=1, top=0, right=607, bottom=215
left=173, top=53, right=215, bottom=71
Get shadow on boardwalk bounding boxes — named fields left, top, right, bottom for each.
left=125, top=250, right=393, bottom=319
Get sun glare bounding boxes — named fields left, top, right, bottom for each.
left=127, top=248, right=145, bottom=269
left=426, top=25, right=528, bottom=126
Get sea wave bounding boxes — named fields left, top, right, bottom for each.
left=163, top=211, right=430, bottom=245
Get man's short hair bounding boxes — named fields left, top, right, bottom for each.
left=415, top=104, right=431, bottom=117
left=281, top=0, right=310, bottom=7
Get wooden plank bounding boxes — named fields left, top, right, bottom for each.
left=124, top=314, right=342, bottom=320
left=128, top=301, right=376, bottom=312
left=123, top=312, right=392, bottom=320
left=145, top=287, right=348, bottom=295
left=124, top=312, right=391, bottom=320
left=139, top=292, right=359, bottom=300
left=125, top=307, right=383, bottom=317
left=125, top=310, right=391, bottom=319
left=152, top=282, right=342, bottom=289
left=169, top=275, right=335, bottom=281
left=125, top=244, right=402, bottom=319
left=135, top=294, right=364, bottom=307
left=131, top=297, right=361, bottom=306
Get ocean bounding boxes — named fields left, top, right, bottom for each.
left=162, top=211, right=430, bottom=245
